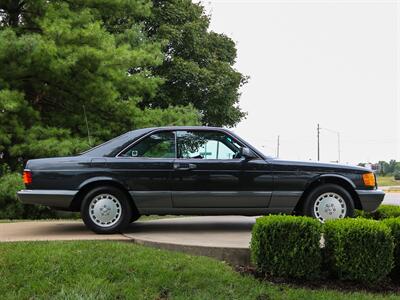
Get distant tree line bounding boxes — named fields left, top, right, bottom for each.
left=359, top=160, right=400, bottom=179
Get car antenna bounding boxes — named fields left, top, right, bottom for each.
left=82, top=105, right=92, bottom=146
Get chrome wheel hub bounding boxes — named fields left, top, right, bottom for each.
left=89, top=194, right=121, bottom=227
left=313, top=192, right=346, bottom=222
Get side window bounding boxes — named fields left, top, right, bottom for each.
left=177, top=131, right=241, bottom=159
left=121, top=132, right=175, bottom=158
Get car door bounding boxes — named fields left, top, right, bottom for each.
left=107, top=130, right=175, bottom=214
left=171, top=130, right=273, bottom=210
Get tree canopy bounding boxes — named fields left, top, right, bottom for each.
left=143, top=0, right=247, bottom=126
left=0, top=0, right=246, bottom=170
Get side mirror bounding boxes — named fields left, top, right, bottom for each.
left=240, top=147, right=257, bottom=160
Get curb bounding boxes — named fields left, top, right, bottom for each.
left=127, top=236, right=251, bottom=266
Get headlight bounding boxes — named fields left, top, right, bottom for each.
left=362, top=172, right=376, bottom=187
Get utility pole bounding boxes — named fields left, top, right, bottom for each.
left=337, top=132, right=341, bottom=163
left=317, top=123, right=320, bottom=161
left=319, top=126, right=341, bottom=163
left=276, top=135, right=280, bottom=158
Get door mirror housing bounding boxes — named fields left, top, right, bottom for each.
left=240, top=147, right=257, bottom=160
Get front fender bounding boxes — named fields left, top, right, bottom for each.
left=318, top=173, right=356, bottom=189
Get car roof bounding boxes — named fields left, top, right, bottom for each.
left=81, top=126, right=265, bottom=158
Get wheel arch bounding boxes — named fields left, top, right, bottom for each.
left=69, top=177, right=138, bottom=212
left=294, top=174, right=361, bottom=213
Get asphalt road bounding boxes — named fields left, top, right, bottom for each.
left=382, top=193, right=400, bottom=205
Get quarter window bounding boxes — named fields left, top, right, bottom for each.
left=177, top=131, right=241, bottom=159
left=121, top=132, right=175, bottom=158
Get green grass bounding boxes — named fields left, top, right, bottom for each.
left=377, top=176, right=400, bottom=187
left=0, top=241, right=399, bottom=299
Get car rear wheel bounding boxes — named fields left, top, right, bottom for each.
left=302, top=184, right=354, bottom=223
left=81, top=186, right=132, bottom=234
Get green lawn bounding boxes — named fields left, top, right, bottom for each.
left=0, top=241, right=399, bottom=299
left=377, top=176, right=400, bottom=187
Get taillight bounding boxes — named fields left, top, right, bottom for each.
left=362, top=172, right=376, bottom=187
left=23, top=169, right=32, bottom=185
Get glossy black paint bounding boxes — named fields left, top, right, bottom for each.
left=18, top=126, right=384, bottom=214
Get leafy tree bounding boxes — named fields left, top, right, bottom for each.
left=388, top=159, right=397, bottom=174
left=378, top=161, right=390, bottom=176
left=0, top=0, right=200, bottom=170
left=142, top=0, right=248, bottom=127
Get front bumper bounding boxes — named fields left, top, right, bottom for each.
left=356, top=189, right=385, bottom=212
left=17, top=190, right=77, bottom=210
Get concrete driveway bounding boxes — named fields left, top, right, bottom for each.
left=0, top=216, right=255, bottom=265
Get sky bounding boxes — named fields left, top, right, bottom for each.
left=199, top=0, right=400, bottom=164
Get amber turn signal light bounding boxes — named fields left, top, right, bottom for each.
left=23, top=170, right=32, bottom=185
left=362, top=172, right=375, bottom=187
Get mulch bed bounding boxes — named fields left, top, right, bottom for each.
left=235, top=265, right=400, bottom=294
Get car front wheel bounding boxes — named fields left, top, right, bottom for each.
left=302, top=183, right=355, bottom=222
left=81, top=186, right=132, bottom=234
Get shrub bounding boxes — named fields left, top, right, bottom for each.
left=354, top=209, right=371, bottom=219
left=394, top=171, right=400, bottom=181
left=324, top=218, right=394, bottom=282
left=251, top=215, right=322, bottom=280
left=373, top=205, right=400, bottom=220
left=354, top=205, right=400, bottom=220
left=0, top=172, right=56, bottom=219
left=382, top=218, right=400, bottom=278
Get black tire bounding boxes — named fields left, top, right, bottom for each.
left=302, top=183, right=355, bottom=222
left=81, top=186, right=133, bottom=234
left=130, top=213, right=141, bottom=223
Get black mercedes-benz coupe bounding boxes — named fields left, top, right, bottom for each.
left=18, top=126, right=384, bottom=233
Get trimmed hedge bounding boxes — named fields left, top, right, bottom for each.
left=355, top=205, right=400, bottom=220
left=374, top=205, right=400, bottom=219
left=382, top=217, right=400, bottom=277
left=324, top=218, right=394, bottom=282
left=251, top=215, right=322, bottom=280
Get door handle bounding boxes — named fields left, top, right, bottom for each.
left=173, top=163, right=197, bottom=170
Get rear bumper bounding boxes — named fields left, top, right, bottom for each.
left=17, top=190, right=77, bottom=209
left=356, top=189, right=385, bottom=212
